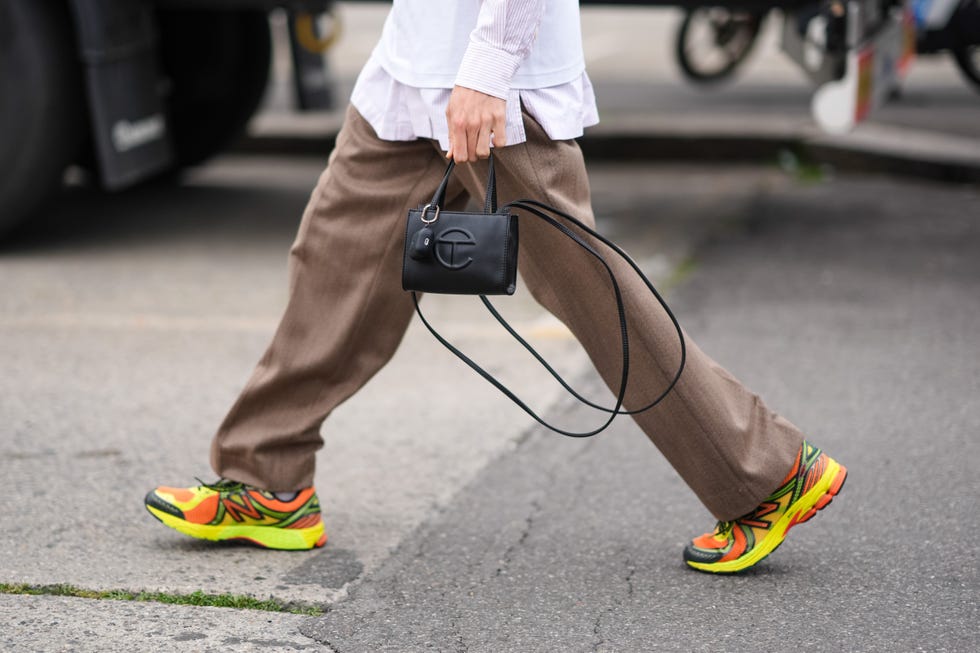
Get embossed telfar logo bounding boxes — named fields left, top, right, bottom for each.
left=435, top=228, right=476, bottom=270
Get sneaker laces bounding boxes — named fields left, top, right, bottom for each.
left=714, top=520, right=735, bottom=539
left=196, top=477, right=246, bottom=492
left=195, top=478, right=301, bottom=503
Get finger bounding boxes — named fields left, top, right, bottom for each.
left=475, top=125, right=492, bottom=159
left=454, top=141, right=468, bottom=164
left=466, top=123, right=479, bottom=163
left=446, top=107, right=465, bottom=163
left=492, top=112, right=507, bottom=148
left=451, top=124, right=468, bottom=163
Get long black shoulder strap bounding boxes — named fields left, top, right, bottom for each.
left=410, top=198, right=686, bottom=437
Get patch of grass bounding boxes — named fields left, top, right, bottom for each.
left=0, top=583, right=322, bottom=616
left=665, top=256, right=698, bottom=289
left=776, top=148, right=831, bottom=184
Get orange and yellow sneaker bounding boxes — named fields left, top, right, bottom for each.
left=144, top=479, right=327, bottom=550
left=684, top=441, right=847, bottom=573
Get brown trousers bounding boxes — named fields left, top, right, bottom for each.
left=210, top=106, right=803, bottom=521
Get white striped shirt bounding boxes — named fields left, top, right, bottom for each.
left=350, top=0, right=599, bottom=150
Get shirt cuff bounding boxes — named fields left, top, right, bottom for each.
left=454, top=40, right=523, bottom=100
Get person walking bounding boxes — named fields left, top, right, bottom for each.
left=144, top=0, right=847, bottom=574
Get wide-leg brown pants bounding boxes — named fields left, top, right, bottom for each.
left=210, top=105, right=803, bottom=521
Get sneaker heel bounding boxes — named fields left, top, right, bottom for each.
left=829, top=465, right=848, bottom=495
left=814, top=493, right=834, bottom=511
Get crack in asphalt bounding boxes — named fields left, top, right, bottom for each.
left=625, top=556, right=636, bottom=599
left=494, top=498, right=542, bottom=577
left=591, top=612, right=605, bottom=653
left=450, top=613, right=469, bottom=653
left=592, top=553, right=637, bottom=652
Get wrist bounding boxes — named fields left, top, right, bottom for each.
left=454, top=41, right=521, bottom=100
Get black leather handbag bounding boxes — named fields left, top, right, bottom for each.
left=402, top=156, right=518, bottom=296
left=401, top=156, right=687, bottom=438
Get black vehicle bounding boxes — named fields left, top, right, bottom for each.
left=0, top=0, right=759, bottom=237
left=0, top=0, right=333, bottom=236
left=6, top=1, right=958, bottom=237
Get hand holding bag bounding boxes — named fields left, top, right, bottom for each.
left=402, top=155, right=518, bottom=295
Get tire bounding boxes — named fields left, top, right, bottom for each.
left=675, top=8, right=764, bottom=84
left=156, top=9, right=272, bottom=168
left=951, top=46, right=980, bottom=93
left=949, top=0, right=980, bottom=93
left=0, top=0, right=85, bottom=237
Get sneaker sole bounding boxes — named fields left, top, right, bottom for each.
left=686, top=458, right=848, bottom=574
left=146, top=505, right=327, bottom=551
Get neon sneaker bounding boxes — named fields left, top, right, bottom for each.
left=684, top=441, right=847, bottom=573
left=144, top=479, right=327, bottom=550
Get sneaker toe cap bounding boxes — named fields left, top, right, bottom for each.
left=683, top=543, right=723, bottom=564
left=144, top=489, right=186, bottom=520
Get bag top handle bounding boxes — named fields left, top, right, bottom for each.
left=428, top=154, right=498, bottom=214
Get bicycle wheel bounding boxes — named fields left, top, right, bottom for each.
left=675, top=8, right=764, bottom=84
left=949, top=0, right=980, bottom=93
left=952, top=45, right=980, bottom=93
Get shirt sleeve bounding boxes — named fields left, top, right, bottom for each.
left=454, top=0, right=546, bottom=99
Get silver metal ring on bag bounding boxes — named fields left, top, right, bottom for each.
left=420, top=204, right=440, bottom=224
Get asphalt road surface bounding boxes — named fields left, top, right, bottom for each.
left=2, top=5, right=978, bottom=652
left=1, top=155, right=977, bottom=651
left=299, top=170, right=980, bottom=652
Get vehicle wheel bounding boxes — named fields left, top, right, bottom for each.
left=675, top=8, right=764, bottom=84
left=948, top=0, right=980, bottom=93
left=951, top=46, right=980, bottom=93
left=0, top=0, right=85, bottom=236
left=156, top=9, right=272, bottom=168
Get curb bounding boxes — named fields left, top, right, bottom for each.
left=578, top=132, right=980, bottom=184
left=235, top=129, right=980, bottom=185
